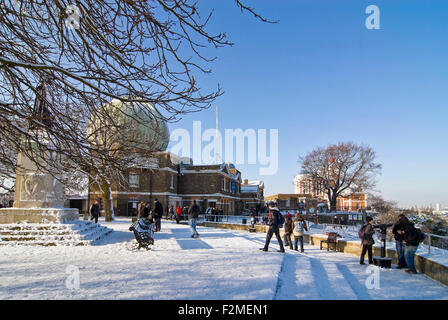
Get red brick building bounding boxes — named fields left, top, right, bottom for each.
left=89, top=152, right=245, bottom=216
left=294, top=174, right=367, bottom=211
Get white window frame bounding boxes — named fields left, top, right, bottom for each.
left=129, top=173, right=139, bottom=188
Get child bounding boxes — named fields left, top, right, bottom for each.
left=292, top=213, right=308, bottom=252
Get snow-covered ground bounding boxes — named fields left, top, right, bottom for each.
left=0, top=218, right=447, bottom=300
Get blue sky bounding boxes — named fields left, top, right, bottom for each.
left=166, top=0, right=448, bottom=208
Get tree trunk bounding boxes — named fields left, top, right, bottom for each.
left=329, top=190, right=338, bottom=212
left=100, top=179, right=114, bottom=222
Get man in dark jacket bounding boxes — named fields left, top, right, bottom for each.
left=392, top=214, right=409, bottom=269
left=403, top=220, right=420, bottom=274
left=188, top=200, right=200, bottom=238
left=90, top=200, right=100, bottom=224
left=260, top=201, right=285, bottom=253
left=153, top=199, right=163, bottom=232
left=360, top=216, right=375, bottom=265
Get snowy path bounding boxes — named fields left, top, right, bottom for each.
left=0, top=218, right=447, bottom=300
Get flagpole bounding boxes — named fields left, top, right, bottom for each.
left=215, top=105, right=218, bottom=164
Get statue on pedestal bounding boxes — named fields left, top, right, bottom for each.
left=0, top=81, right=78, bottom=223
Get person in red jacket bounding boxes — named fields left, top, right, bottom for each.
left=175, top=205, right=182, bottom=224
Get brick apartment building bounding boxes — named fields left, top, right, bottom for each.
left=89, top=151, right=246, bottom=216
left=294, top=174, right=367, bottom=211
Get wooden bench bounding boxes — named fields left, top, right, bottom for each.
left=320, top=232, right=338, bottom=251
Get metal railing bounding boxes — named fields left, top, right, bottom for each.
left=423, top=233, right=448, bottom=254
left=201, top=215, right=254, bottom=224
left=319, top=223, right=358, bottom=239
left=314, top=222, right=448, bottom=255
left=171, top=214, right=448, bottom=256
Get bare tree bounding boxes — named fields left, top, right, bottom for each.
left=299, top=142, right=382, bottom=212
left=367, top=193, right=397, bottom=214
left=0, top=1, right=271, bottom=220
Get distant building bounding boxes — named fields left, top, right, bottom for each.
left=240, top=180, right=264, bottom=213
left=264, top=194, right=314, bottom=212
left=433, top=203, right=448, bottom=216
left=294, top=174, right=367, bottom=211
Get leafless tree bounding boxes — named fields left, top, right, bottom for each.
left=299, top=142, right=382, bottom=212
left=367, top=193, right=397, bottom=214
left=0, top=1, right=271, bottom=220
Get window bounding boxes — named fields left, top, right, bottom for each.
left=129, top=173, right=139, bottom=188
left=170, top=175, right=174, bottom=190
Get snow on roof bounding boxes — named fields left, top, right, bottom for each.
left=241, top=186, right=259, bottom=193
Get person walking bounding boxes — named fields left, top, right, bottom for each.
left=90, top=200, right=100, bottom=224
left=168, top=205, right=174, bottom=220
left=360, top=216, right=375, bottom=265
left=137, top=201, right=145, bottom=218
left=144, top=202, right=151, bottom=216
left=175, top=205, right=182, bottom=224
left=153, top=198, right=163, bottom=232
left=260, top=201, right=285, bottom=253
left=392, top=214, right=409, bottom=269
left=188, top=200, right=200, bottom=238
left=403, top=219, right=422, bottom=274
left=292, top=213, right=308, bottom=252
left=283, top=214, right=294, bottom=250
left=250, top=211, right=257, bottom=228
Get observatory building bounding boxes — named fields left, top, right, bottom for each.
left=87, top=98, right=248, bottom=216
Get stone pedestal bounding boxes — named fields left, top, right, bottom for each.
left=0, top=207, right=78, bottom=224
left=0, top=132, right=79, bottom=224
left=13, top=147, right=65, bottom=209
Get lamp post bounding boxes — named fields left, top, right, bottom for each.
left=149, top=169, right=153, bottom=205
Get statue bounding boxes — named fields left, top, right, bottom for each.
left=31, top=82, right=54, bottom=129
left=0, top=81, right=78, bottom=223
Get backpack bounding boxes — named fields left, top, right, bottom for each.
left=277, top=212, right=285, bottom=227
left=358, top=224, right=367, bottom=239
left=415, top=228, right=426, bottom=244
left=294, top=221, right=304, bottom=233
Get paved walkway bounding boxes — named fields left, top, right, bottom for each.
left=0, top=218, right=447, bottom=299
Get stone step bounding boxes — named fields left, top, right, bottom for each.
left=85, top=229, right=113, bottom=244
left=1, top=230, right=74, bottom=236
left=0, top=225, right=94, bottom=232
left=0, top=223, right=100, bottom=236
left=0, top=226, right=110, bottom=241
left=0, top=240, right=92, bottom=246
left=0, top=221, right=112, bottom=246
left=0, top=225, right=72, bottom=231
left=78, top=226, right=111, bottom=239
left=1, top=234, right=86, bottom=241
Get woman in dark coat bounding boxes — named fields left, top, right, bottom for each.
left=360, top=216, right=375, bottom=265
left=90, top=200, right=100, bottom=224
left=283, top=215, right=294, bottom=250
